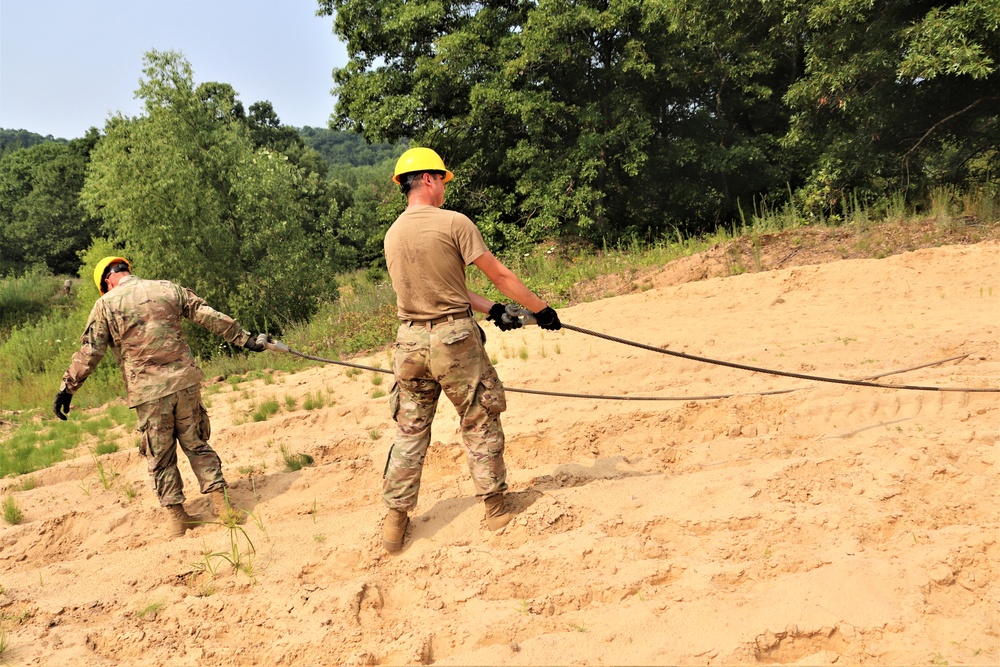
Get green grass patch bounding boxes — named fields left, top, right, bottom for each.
left=280, top=444, right=314, bottom=472
left=106, top=403, right=135, bottom=427
left=2, top=495, right=23, bottom=525
left=81, top=416, right=113, bottom=435
left=302, top=391, right=325, bottom=411
left=251, top=399, right=280, bottom=422
left=93, top=442, right=119, bottom=456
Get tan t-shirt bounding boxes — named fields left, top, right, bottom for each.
left=384, top=205, right=489, bottom=321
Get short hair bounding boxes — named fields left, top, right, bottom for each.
left=399, top=170, right=446, bottom=195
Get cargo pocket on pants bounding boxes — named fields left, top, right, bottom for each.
left=478, top=374, right=507, bottom=415
left=137, top=422, right=150, bottom=457
left=389, top=382, right=400, bottom=422
left=198, top=403, right=212, bottom=441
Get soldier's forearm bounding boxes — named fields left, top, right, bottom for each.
left=190, top=304, right=250, bottom=346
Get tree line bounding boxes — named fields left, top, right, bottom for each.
left=321, top=0, right=999, bottom=248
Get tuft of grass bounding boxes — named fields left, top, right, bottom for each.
left=93, top=442, right=119, bottom=456
left=371, top=388, right=386, bottom=399
left=121, top=482, right=138, bottom=502
left=302, top=391, right=325, bottom=411
left=368, top=428, right=382, bottom=440
left=251, top=399, right=280, bottom=422
left=283, top=394, right=297, bottom=411
left=195, top=582, right=217, bottom=597
left=90, top=447, right=117, bottom=490
left=370, top=373, right=384, bottom=386
left=2, top=495, right=23, bottom=525
left=280, top=444, right=314, bottom=472
left=19, top=476, right=37, bottom=492
left=135, top=600, right=166, bottom=620
left=192, top=505, right=263, bottom=584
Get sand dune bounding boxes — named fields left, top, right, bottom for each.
left=1, top=241, right=997, bottom=666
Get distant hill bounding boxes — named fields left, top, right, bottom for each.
left=0, top=128, right=68, bottom=157
left=297, top=126, right=404, bottom=168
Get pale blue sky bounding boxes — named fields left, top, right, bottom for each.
left=0, top=0, right=348, bottom=140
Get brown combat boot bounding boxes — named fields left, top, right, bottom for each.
left=382, top=508, right=409, bottom=553
left=484, top=493, right=513, bottom=531
left=166, top=504, right=198, bottom=538
left=211, top=489, right=244, bottom=525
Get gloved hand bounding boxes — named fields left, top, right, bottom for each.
left=533, top=306, right=562, bottom=331
left=487, top=303, right=522, bottom=332
left=53, top=390, right=73, bottom=420
left=243, top=334, right=267, bottom=352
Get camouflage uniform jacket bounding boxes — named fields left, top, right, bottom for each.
left=60, top=275, right=251, bottom=407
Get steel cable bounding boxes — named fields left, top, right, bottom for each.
left=559, top=323, right=998, bottom=392
left=275, top=338, right=988, bottom=400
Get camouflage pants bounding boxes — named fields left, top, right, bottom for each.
left=383, top=316, right=508, bottom=511
left=135, top=385, right=226, bottom=507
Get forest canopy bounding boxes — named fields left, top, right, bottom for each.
left=319, top=0, right=999, bottom=247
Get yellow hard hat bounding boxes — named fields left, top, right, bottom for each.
left=93, top=256, right=132, bottom=294
left=392, top=147, right=454, bottom=184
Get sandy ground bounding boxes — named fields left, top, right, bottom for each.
left=1, top=241, right=997, bottom=666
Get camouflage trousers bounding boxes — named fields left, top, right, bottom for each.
left=383, top=316, right=508, bottom=512
left=135, top=384, right=226, bottom=507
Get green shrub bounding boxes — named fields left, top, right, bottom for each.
left=2, top=495, right=23, bottom=525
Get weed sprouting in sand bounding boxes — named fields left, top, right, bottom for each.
left=280, top=444, right=314, bottom=472
left=2, top=495, right=23, bottom=525
left=135, top=601, right=166, bottom=620
left=302, top=391, right=325, bottom=410
left=252, top=398, right=280, bottom=422
left=192, top=506, right=265, bottom=584
left=89, top=447, right=118, bottom=490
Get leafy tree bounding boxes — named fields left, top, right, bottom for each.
left=320, top=0, right=999, bottom=243
left=320, top=0, right=800, bottom=247
left=80, top=50, right=338, bottom=355
left=783, top=0, right=1000, bottom=211
left=0, top=130, right=100, bottom=275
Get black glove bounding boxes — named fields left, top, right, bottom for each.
left=53, top=390, right=73, bottom=420
left=243, top=334, right=266, bottom=352
left=533, top=306, right=562, bottom=331
left=487, top=303, right=522, bottom=332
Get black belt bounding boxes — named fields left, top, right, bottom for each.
left=403, top=311, right=472, bottom=327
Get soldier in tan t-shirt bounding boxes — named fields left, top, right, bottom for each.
left=54, top=256, right=268, bottom=538
left=380, top=147, right=562, bottom=553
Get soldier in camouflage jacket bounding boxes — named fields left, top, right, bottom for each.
left=54, top=257, right=267, bottom=537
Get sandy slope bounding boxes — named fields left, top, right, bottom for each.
left=1, top=241, right=997, bottom=666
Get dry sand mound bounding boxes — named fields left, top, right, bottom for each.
left=1, top=241, right=997, bottom=666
